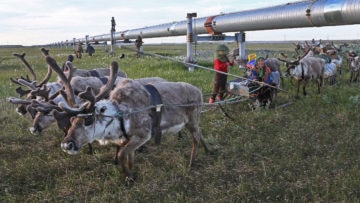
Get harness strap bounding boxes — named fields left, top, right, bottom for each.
left=119, top=116, right=129, bottom=140
left=143, top=84, right=163, bottom=145
left=99, top=77, right=108, bottom=84
left=113, top=102, right=129, bottom=140
left=89, top=70, right=100, bottom=77
left=301, top=63, right=305, bottom=79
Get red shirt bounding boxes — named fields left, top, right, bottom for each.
left=214, top=59, right=234, bottom=73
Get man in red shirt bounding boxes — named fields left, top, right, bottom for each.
left=209, top=44, right=234, bottom=103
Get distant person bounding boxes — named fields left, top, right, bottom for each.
left=86, top=44, right=95, bottom=56
left=111, top=17, right=116, bottom=32
left=75, top=42, right=83, bottom=59
left=209, top=44, right=234, bottom=103
left=135, top=35, right=143, bottom=58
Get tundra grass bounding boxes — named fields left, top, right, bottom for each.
left=0, top=43, right=359, bottom=202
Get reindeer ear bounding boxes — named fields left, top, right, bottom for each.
left=52, top=110, right=72, bottom=133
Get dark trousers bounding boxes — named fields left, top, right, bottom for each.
left=211, top=72, right=227, bottom=100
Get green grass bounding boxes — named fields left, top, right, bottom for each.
left=0, top=43, right=359, bottom=202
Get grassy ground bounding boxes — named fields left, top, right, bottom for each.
left=0, top=43, right=359, bottom=202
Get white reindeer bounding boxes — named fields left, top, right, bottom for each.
left=278, top=48, right=325, bottom=98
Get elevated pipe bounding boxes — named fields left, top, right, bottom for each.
left=60, top=0, right=360, bottom=45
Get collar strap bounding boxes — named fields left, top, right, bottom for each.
left=112, top=102, right=129, bottom=140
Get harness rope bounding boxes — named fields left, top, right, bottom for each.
left=136, top=48, right=288, bottom=93
left=106, top=46, right=287, bottom=119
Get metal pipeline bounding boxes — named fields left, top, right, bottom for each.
left=56, top=0, right=360, bottom=45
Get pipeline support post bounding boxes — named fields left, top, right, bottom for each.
left=185, top=12, right=197, bottom=72
left=85, top=35, right=89, bottom=46
left=72, top=38, right=76, bottom=50
left=110, top=31, right=115, bottom=55
left=104, top=41, right=109, bottom=52
left=236, top=32, right=246, bottom=69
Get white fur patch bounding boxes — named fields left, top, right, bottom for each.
left=162, top=122, right=185, bottom=135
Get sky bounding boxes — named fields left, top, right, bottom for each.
left=0, top=0, right=359, bottom=46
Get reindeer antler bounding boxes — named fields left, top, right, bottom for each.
left=15, top=87, right=32, bottom=98
left=13, top=53, right=37, bottom=82
left=45, top=55, right=76, bottom=107
left=62, top=61, right=119, bottom=114
left=7, top=97, right=32, bottom=105
left=30, top=85, right=51, bottom=101
left=95, top=61, right=118, bottom=101
left=31, top=100, right=62, bottom=113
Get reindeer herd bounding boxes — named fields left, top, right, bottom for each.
left=6, top=40, right=360, bottom=181
left=7, top=48, right=211, bottom=181
left=277, top=39, right=359, bottom=98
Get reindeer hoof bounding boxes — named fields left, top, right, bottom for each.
left=124, top=173, right=136, bottom=185
left=136, top=145, right=147, bottom=153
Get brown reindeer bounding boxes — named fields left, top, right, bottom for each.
left=58, top=61, right=211, bottom=181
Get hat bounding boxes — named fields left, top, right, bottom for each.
left=256, top=56, right=265, bottom=61
left=216, top=44, right=229, bottom=54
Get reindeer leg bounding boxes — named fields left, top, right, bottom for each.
left=117, top=134, right=150, bottom=181
left=188, top=127, right=212, bottom=167
left=317, top=77, right=323, bottom=93
left=114, top=145, right=120, bottom=165
left=189, top=136, right=198, bottom=168
left=303, top=80, right=308, bottom=96
left=117, top=147, right=132, bottom=178
left=295, top=80, right=301, bottom=99
left=117, top=146, right=137, bottom=182
left=87, top=143, right=93, bottom=155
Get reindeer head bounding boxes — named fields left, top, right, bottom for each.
left=278, top=48, right=311, bottom=77
left=60, top=61, right=119, bottom=154
left=9, top=50, right=53, bottom=115
left=351, top=56, right=360, bottom=72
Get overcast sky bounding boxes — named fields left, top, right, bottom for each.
left=0, top=0, right=359, bottom=46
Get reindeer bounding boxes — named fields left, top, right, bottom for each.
left=278, top=48, right=325, bottom=99
left=57, top=58, right=211, bottom=181
left=349, top=56, right=360, bottom=83
left=9, top=50, right=167, bottom=138
left=346, top=50, right=358, bottom=72
left=61, top=60, right=127, bottom=79
left=28, top=76, right=167, bottom=135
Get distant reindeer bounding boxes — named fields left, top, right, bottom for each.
left=278, top=48, right=325, bottom=98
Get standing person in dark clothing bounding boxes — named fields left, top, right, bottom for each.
left=209, top=44, right=234, bottom=103
left=86, top=44, right=95, bottom=56
left=111, top=17, right=116, bottom=32
left=135, top=35, right=143, bottom=58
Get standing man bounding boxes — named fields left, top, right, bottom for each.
left=111, top=17, right=116, bottom=32
left=135, top=35, right=143, bottom=58
left=110, top=17, right=116, bottom=55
